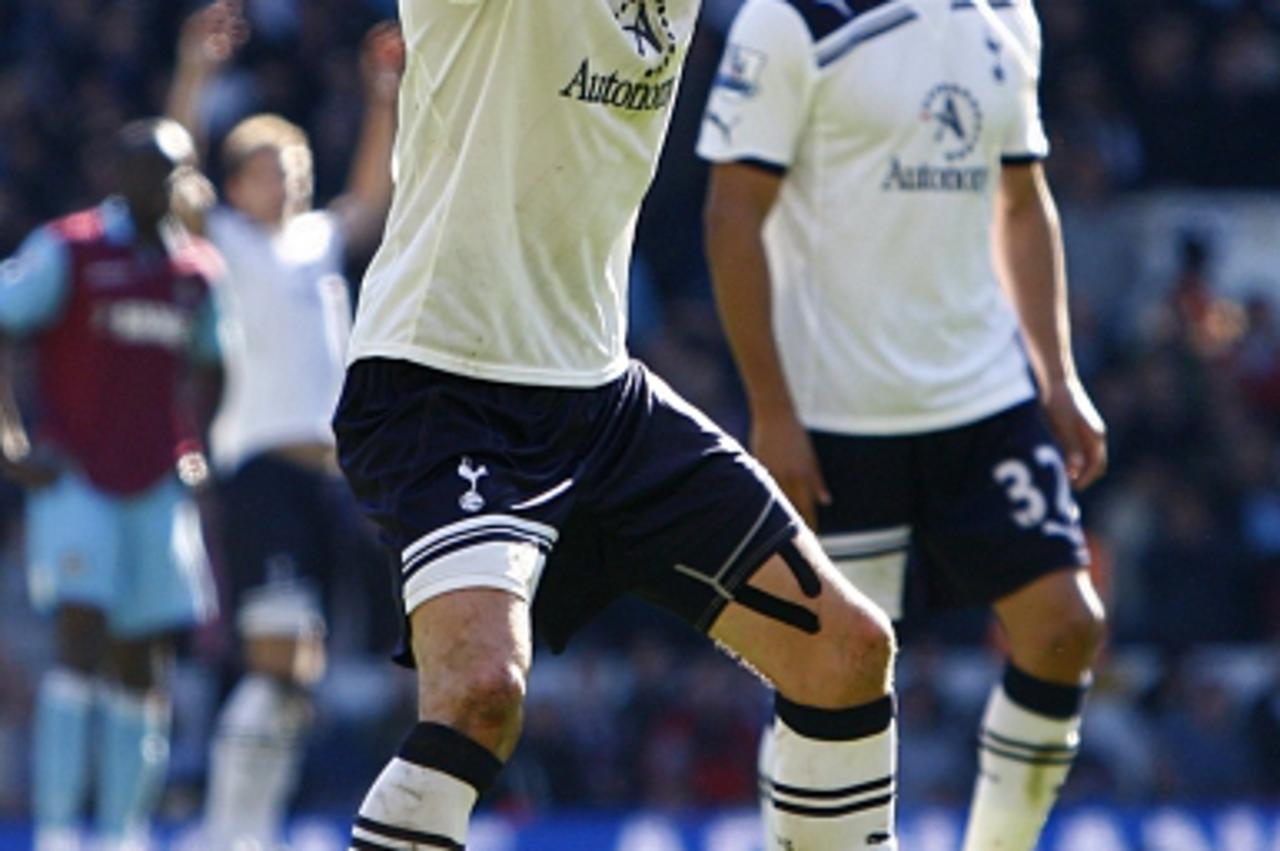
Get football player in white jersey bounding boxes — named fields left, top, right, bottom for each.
left=699, top=0, right=1106, bottom=848
left=166, top=4, right=403, bottom=847
left=332, top=0, right=905, bottom=848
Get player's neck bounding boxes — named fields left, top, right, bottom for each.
left=134, top=217, right=169, bottom=251
left=244, top=208, right=289, bottom=233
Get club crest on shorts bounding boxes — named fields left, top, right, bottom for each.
left=457, top=456, right=489, bottom=513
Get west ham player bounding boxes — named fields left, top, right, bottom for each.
left=167, top=4, right=403, bottom=847
left=0, top=119, right=219, bottom=851
left=699, top=0, right=1106, bottom=847
left=333, top=0, right=903, bottom=848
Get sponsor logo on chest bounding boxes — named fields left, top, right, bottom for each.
left=92, top=299, right=192, bottom=349
left=882, top=81, right=991, bottom=193
left=559, top=0, right=685, bottom=112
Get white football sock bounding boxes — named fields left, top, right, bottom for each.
left=349, top=722, right=502, bottom=851
left=204, top=674, right=312, bottom=850
left=962, top=667, right=1085, bottom=851
left=764, top=694, right=898, bottom=850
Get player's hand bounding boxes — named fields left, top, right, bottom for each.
left=169, top=166, right=216, bottom=233
left=1041, top=376, right=1107, bottom=490
left=0, top=435, right=63, bottom=491
left=177, top=0, right=248, bottom=75
left=361, top=22, right=406, bottom=104
left=751, top=411, right=831, bottom=528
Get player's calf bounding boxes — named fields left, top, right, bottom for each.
left=963, top=568, right=1107, bottom=851
left=715, top=535, right=899, bottom=850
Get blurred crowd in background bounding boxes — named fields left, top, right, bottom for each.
left=0, top=0, right=1279, bottom=825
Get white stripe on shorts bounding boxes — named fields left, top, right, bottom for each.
left=401, top=514, right=559, bottom=568
left=821, top=525, right=911, bottom=560
left=402, top=539, right=549, bottom=616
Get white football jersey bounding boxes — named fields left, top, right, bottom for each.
left=698, top=0, right=1048, bottom=434
left=207, top=207, right=351, bottom=471
left=347, top=0, right=702, bottom=386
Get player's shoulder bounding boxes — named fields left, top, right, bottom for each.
left=748, top=0, right=918, bottom=44
left=982, top=0, right=1042, bottom=56
left=282, top=209, right=343, bottom=261
left=171, top=232, right=225, bottom=287
left=730, top=0, right=818, bottom=45
left=47, top=207, right=106, bottom=246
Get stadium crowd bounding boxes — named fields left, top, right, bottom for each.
left=0, top=0, right=1278, bottom=823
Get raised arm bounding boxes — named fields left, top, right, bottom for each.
left=166, top=0, right=247, bottom=148
left=705, top=163, right=829, bottom=525
left=995, top=162, right=1107, bottom=489
left=329, top=22, right=405, bottom=254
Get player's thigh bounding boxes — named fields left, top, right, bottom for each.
left=917, top=401, right=1091, bottom=608
left=105, top=631, right=176, bottom=692
left=115, top=476, right=213, bottom=638
left=811, top=431, right=915, bottom=621
left=54, top=605, right=110, bottom=673
left=710, top=531, right=894, bottom=709
left=586, top=368, right=893, bottom=704
left=409, top=587, right=533, bottom=758
left=26, top=471, right=120, bottom=620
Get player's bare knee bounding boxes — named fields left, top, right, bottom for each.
left=837, top=603, right=896, bottom=691
left=1031, top=600, right=1106, bottom=673
left=780, top=601, right=895, bottom=707
left=422, top=660, right=527, bottom=744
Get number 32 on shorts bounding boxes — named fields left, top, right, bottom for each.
left=992, top=445, right=1084, bottom=546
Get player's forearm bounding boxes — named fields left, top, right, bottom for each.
left=706, top=210, right=797, bottom=421
left=996, top=172, right=1076, bottom=389
left=338, top=97, right=397, bottom=249
left=0, top=342, right=34, bottom=463
left=166, top=62, right=211, bottom=150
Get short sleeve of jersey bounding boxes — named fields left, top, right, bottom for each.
left=0, top=227, right=70, bottom=333
left=696, top=0, right=817, bottom=170
left=311, top=209, right=347, bottom=273
left=1001, top=0, right=1050, bottom=162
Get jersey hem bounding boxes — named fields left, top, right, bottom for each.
left=346, top=342, right=630, bottom=389
left=800, top=380, right=1036, bottom=436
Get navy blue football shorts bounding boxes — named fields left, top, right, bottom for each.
left=333, top=358, right=798, bottom=661
left=811, top=401, right=1090, bottom=620
left=219, top=454, right=376, bottom=639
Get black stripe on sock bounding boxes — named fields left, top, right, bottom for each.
left=979, top=741, right=1077, bottom=767
left=397, top=722, right=504, bottom=795
left=771, top=792, right=895, bottom=818
left=355, top=816, right=463, bottom=849
left=982, top=728, right=1078, bottom=756
left=765, top=774, right=893, bottom=801
left=1002, top=664, right=1086, bottom=720
left=350, top=838, right=401, bottom=851
left=775, top=694, right=895, bottom=741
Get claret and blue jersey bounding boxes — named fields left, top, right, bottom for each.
left=0, top=199, right=219, bottom=634
left=0, top=198, right=219, bottom=495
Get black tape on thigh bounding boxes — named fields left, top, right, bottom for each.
left=729, top=539, right=824, bottom=633
left=733, top=585, right=821, bottom=634
left=777, top=540, right=821, bottom=598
